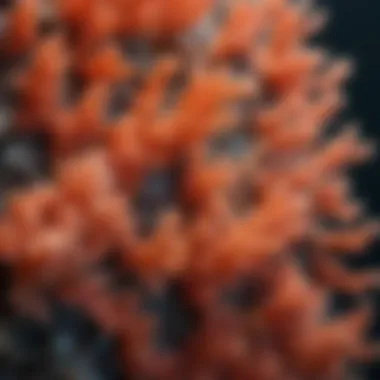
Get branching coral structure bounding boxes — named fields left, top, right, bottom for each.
left=0, top=0, right=379, bottom=379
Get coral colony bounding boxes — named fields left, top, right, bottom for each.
left=0, top=0, right=379, bottom=379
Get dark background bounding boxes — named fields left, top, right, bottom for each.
left=318, top=0, right=380, bottom=378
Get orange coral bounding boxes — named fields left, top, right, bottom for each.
left=0, top=0, right=379, bottom=379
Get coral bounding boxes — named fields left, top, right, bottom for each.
left=0, top=0, right=379, bottom=379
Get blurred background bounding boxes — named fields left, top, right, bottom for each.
left=318, top=0, right=380, bottom=378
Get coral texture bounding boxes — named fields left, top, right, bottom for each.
left=0, top=0, right=379, bottom=379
